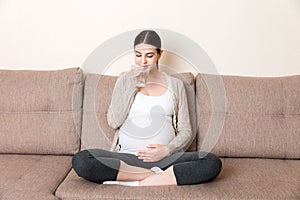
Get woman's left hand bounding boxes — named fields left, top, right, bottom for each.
left=137, top=144, right=171, bottom=162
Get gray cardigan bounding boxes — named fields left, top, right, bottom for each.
left=107, top=71, right=195, bottom=154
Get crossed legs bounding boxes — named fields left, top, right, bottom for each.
left=117, top=160, right=155, bottom=181
left=72, top=149, right=222, bottom=186
left=116, top=160, right=177, bottom=186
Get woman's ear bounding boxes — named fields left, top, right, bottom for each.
left=158, top=50, right=163, bottom=60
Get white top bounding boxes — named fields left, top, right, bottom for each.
left=118, top=89, right=175, bottom=155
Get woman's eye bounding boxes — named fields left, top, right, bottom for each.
left=135, top=54, right=141, bottom=57
left=147, top=55, right=153, bottom=58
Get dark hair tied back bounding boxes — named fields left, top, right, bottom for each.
left=134, top=30, right=161, bottom=53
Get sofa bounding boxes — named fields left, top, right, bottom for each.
left=0, top=67, right=299, bottom=200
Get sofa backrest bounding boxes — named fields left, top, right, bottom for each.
left=0, top=68, right=83, bottom=155
left=196, top=73, right=300, bottom=159
left=80, top=72, right=197, bottom=152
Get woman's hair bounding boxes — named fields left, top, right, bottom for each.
left=134, top=30, right=161, bottom=54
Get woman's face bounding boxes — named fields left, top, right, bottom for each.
left=134, top=43, right=162, bottom=67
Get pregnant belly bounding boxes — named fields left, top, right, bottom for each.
left=118, top=122, right=175, bottom=155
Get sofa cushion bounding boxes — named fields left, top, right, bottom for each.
left=0, top=154, right=72, bottom=200
left=0, top=67, right=83, bottom=155
left=2, top=190, right=59, bottom=200
left=80, top=72, right=197, bottom=152
left=196, top=74, right=300, bottom=159
left=55, top=158, right=300, bottom=200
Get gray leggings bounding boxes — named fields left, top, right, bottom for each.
left=72, top=149, right=222, bottom=185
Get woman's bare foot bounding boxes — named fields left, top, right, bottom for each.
left=139, top=166, right=177, bottom=186
left=117, top=161, right=155, bottom=181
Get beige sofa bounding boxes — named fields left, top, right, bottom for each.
left=0, top=67, right=299, bottom=200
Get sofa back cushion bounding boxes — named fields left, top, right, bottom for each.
left=0, top=68, right=83, bottom=155
left=196, top=73, right=300, bottom=159
left=80, top=72, right=197, bottom=152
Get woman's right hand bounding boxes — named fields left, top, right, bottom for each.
left=137, top=144, right=171, bottom=162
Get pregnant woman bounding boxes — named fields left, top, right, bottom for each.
left=72, top=30, right=222, bottom=186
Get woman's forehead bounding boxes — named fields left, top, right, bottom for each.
left=134, top=43, right=157, bottom=52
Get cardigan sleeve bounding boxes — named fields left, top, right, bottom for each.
left=167, top=80, right=194, bottom=153
left=107, top=71, right=137, bottom=129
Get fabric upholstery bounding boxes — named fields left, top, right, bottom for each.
left=196, top=74, right=300, bottom=159
left=55, top=158, right=300, bottom=200
left=0, top=68, right=83, bottom=155
left=80, top=72, right=197, bottom=152
left=2, top=190, right=59, bottom=200
left=0, top=154, right=72, bottom=200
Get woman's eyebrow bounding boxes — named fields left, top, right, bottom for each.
left=134, top=50, right=154, bottom=55
left=134, top=50, right=155, bottom=54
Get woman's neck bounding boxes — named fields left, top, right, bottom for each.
left=148, top=68, right=163, bottom=81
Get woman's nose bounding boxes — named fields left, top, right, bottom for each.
left=141, top=56, right=147, bottom=64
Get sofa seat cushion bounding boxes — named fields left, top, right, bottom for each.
left=0, top=154, right=72, bottom=200
left=55, top=158, right=300, bottom=200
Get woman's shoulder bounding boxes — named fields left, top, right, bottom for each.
left=118, top=70, right=131, bottom=78
left=115, top=71, right=131, bottom=84
left=164, top=72, right=185, bottom=89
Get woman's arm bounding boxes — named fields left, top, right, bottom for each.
left=167, top=79, right=195, bottom=154
left=107, top=72, right=137, bottom=129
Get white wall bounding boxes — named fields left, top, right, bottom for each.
left=0, top=0, right=299, bottom=76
